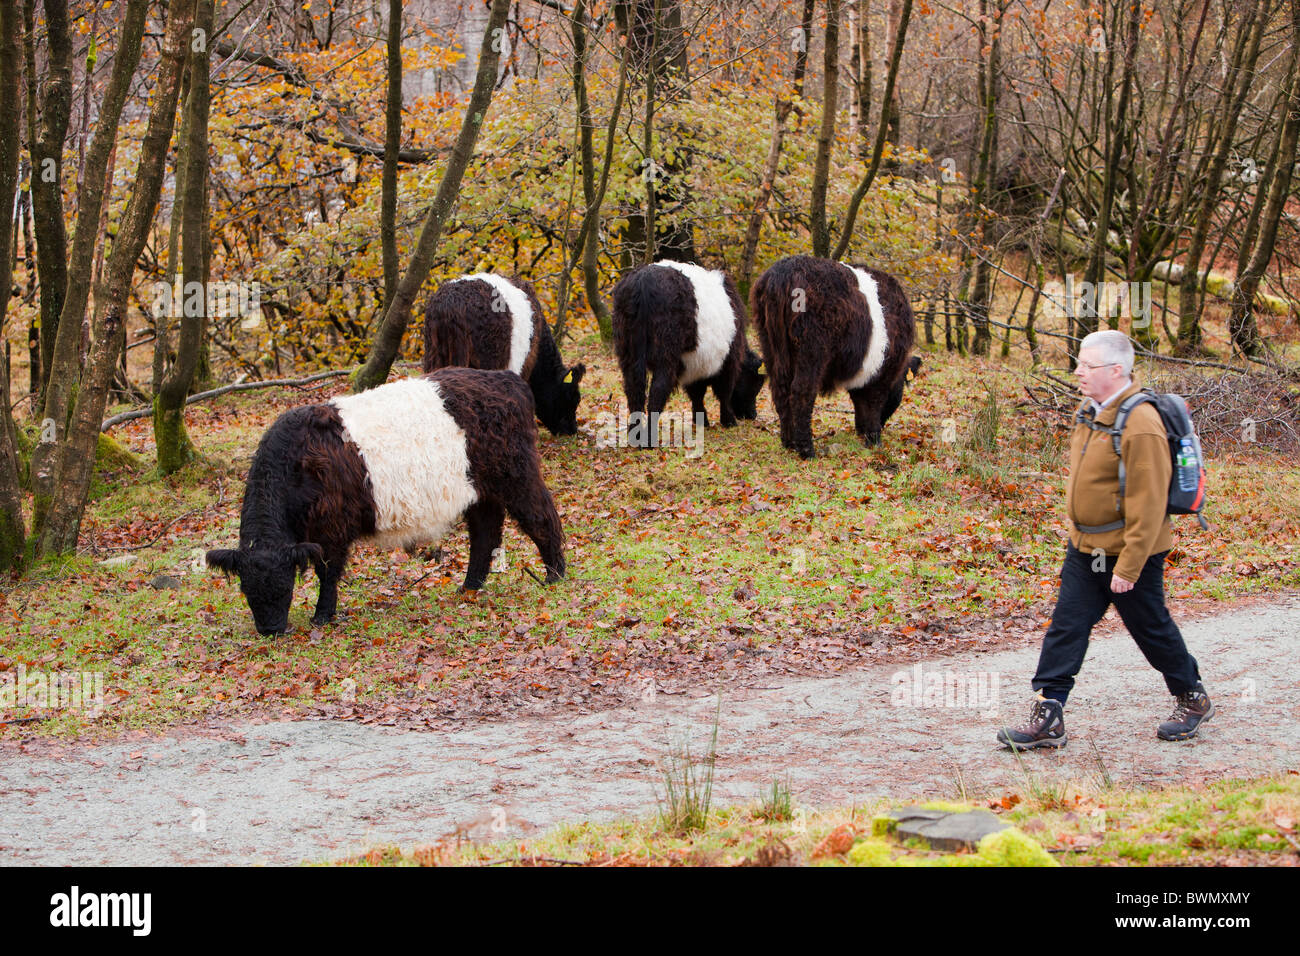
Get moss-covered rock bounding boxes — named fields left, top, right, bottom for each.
left=846, top=827, right=1057, bottom=867
left=96, top=433, right=145, bottom=473
left=920, top=800, right=975, bottom=814
left=969, top=828, right=1058, bottom=867
left=847, top=838, right=895, bottom=867
left=847, top=822, right=1060, bottom=868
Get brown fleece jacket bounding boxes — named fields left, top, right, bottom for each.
left=1065, top=380, right=1173, bottom=582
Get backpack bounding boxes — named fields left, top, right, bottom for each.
left=1074, top=388, right=1209, bottom=532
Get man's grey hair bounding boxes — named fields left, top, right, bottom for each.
left=1079, top=330, right=1134, bottom=377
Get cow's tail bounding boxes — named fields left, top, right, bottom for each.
left=749, top=265, right=790, bottom=377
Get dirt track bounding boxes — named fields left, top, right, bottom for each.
left=2, top=596, right=1297, bottom=865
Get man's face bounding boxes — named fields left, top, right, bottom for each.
left=1074, top=347, right=1126, bottom=402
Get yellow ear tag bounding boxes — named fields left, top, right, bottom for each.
left=756, top=363, right=766, bottom=375
left=907, top=369, right=915, bottom=381
left=563, top=371, right=573, bottom=383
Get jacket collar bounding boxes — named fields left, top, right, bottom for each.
left=1091, top=380, right=1143, bottom=426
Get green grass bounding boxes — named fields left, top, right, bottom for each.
left=332, top=773, right=1300, bottom=867
left=2, top=348, right=1297, bottom=739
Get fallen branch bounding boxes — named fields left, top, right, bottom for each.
left=100, top=369, right=352, bottom=431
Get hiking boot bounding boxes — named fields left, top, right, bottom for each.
left=1157, top=682, right=1214, bottom=741
left=996, top=694, right=1067, bottom=750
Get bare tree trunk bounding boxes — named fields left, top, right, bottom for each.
left=1229, top=0, right=1300, bottom=358
left=38, top=0, right=192, bottom=557
left=885, top=0, right=902, bottom=144
left=810, top=0, right=840, bottom=258
left=381, top=0, right=400, bottom=312
left=556, top=0, right=597, bottom=336
left=352, top=0, right=511, bottom=392
left=155, top=0, right=214, bottom=475
left=615, top=0, right=694, bottom=268
left=965, top=0, right=1004, bottom=355
left=586, top=38, right=630, bottom=341
left=24, top=0, right=71, bottom=399
left=1084, top=0, right=1140, bottom=338
left=155, top=57, right=193, bottom=398
left=641, top=0, right=661, bottom=265
left=559, top=0, right=628, bottom=341
left=1127, top=0, right=1210, bottom=292
left=830, top=0, right=912, bottom=260
left=30, top=0, right=148, bottom=534
left=849, top=0, right=871, bottom=158
left=20, top=160, right=38, bottom=396
left=0, top=0, right=28, bottom=570
left=1175, top=0, right=1269, bottom=351
left=739, top=0, right=815, bottom=291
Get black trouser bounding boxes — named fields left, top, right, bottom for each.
left=1033, top=544, right=1201, bottom=704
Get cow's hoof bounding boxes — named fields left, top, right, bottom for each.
left=458, top=580, right=486, bottom=593
left=311, top=611, right=336, bottom=626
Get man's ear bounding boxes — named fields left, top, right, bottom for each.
left=290, top=543, right=324, bottom=574
left=206, top=549, right=242, bottom=577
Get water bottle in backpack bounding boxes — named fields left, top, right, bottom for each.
left=1177, top=438, right=1197, bottom=492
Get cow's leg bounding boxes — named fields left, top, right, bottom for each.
left=645, top=364, right=679, bottom=448
left=789, top=356, right=823, bottom=459
left=713, top=364, right=739, bottom=428
left=311, top=546, right=349, bottom=625
left=462, top=499, right=505, bottom=590
left=504, top=481, right=566, bottom=583
left=684, top=381, right=709, bottom=428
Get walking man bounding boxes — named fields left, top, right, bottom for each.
left=997, top=330, right=1213, bottom=749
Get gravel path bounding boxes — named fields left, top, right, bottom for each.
left=2, top=596, right=1297, bottom=865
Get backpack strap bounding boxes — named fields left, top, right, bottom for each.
left=1071, top=390, right=1153, bottom=534
left=1106, top=390, right=1156, bottom=498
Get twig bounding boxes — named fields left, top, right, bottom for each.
left=88, top=480, right=226, bottom=556
left=100, top=370, right=352, bottom=431
left=477, top=856, right=586, bottom=867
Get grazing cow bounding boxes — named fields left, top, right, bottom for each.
left=206, top=368, right=565, bottom=635
left=422, top=272, right=586, bottom=435
left=750, top=255, right=916, bottom=459
left=611, top=260, right=767, bottom=442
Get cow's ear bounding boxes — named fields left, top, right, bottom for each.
left=206, top=549, right=242, bottom=576
left=565, top=363, right=585, bottom=386
left=290, top=543, right=324, bottom=574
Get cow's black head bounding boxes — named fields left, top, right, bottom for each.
left=537, top=363, right=585, bottom=436
left=732, top=349, right=767, bottom=420
left=206, top=543, right=322, bottom=635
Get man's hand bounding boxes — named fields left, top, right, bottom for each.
left=1111, top=573, right=1136, bottom=593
